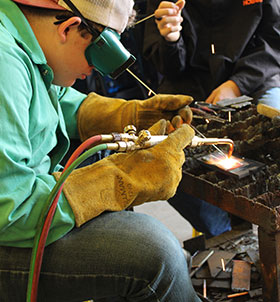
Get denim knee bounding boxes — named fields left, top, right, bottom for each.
left=0, top=211, right=201, bottom=302
left=113, top=212, right=201, bottom=301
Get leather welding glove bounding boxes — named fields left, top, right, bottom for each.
left=77, top=92, right=193, bottom=141
left=54, top=123, right=194, bottom=227
left=148, top=118, right=167, bottom=135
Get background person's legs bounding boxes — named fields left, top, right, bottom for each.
left=168, top=190, right=231, bottom=238
left=0, top=210, right=201, bottom=302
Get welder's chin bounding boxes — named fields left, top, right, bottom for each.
left=52, top=75, right=77, bottom=88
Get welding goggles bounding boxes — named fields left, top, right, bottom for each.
left=85, top=28, right=135, bottom=79
left=63, top=0, right=136, bottom=79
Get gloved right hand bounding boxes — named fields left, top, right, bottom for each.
left=54, top=123, right=195, bottom=227
left=77, top=92, right=193, bottom=141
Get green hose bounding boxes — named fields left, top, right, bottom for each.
left=26, top=144, right=108, bottom=302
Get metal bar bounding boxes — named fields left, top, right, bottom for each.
left=190, top=250, right=214, bottom=277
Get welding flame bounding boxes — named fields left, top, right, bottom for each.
left=207, top=155, right=243, bottom=171
left=216, top=157, right=242, bottom=170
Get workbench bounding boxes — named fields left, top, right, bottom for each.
left=180, top=106, right=280, bottom=302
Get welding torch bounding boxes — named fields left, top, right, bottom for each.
left=99, top=125, right=234, bottom=157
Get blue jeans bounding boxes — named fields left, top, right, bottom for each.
left=169, top=191, right=231, bottom=238
left=168, top=87, right=280, bottom=237
left=0, top=211, right=201, bottom=302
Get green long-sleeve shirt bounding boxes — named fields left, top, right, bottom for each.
left=0, top=0, right=87, bottom=247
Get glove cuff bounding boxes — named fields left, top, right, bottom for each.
left=53, top=160, right=138, bottom=227
left=77, top=92, right=138, bottom=141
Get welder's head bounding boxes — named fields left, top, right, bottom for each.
left=13, top=0, right=136, bottom=79
left=13, top=0, right=135, bottom=32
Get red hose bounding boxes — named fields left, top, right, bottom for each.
left=30, top=135, right=102, bottom=301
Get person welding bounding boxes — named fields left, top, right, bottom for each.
left=0, top=0, right=202, bottom=301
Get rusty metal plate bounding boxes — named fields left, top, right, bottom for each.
left=231, top=260, right=251, bottom=292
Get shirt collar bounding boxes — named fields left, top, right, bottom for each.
left=0, top=0, right=47, bottom=65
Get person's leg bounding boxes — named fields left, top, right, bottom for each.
left=0, top=211, right=201, bottom=302
left=168, top=190, right=231, bottom=238
left=257, top=87, right=280, bottom=110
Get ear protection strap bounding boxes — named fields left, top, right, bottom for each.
left=62, top=0, right=100, bottom=39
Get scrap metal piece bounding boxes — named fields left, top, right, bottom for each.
left=249, top=288, right=262, bottom=298
left=195, top=101, right=236, bottom=112
left=207, top=250, right=235, bottom=278
left=196, top=151, right=265, bottom=179
left=206, top=229, right=251, bottom=250
left=192, top=278, right=231, bottom=289
left=231, top=260, right=251, bottom=292
left=190, top=250, right=214, bottom=277
left=192, top=114, right=227, bottom=123
left=183, top=234, right=206, bottom=255
left=231, top=101, right=252, bottom=109
left=247, top=249, right=259, bottom=266
left=195, top=265, right=231, bottom=279
left=216, top=95, right=253, bottom=107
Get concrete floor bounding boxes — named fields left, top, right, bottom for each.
left=134, top=200, right=193, bottom=246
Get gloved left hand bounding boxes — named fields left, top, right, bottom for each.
left=54, top=122, right=194, bottom=227
left=78, top=92, right=193, bottom=141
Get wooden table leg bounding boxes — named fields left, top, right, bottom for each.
left=258, top=227, right=280, bottom=302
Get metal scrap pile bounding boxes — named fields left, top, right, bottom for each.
left=185, top=227, right=263, bottom=302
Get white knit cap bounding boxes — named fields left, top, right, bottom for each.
left=13, top=0, right=134, bottom=33
left=58, top=0, right=134, bottom=33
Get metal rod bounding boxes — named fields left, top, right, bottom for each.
left=190, top=125, right=227, bottom=157
left=227, top=292, right=249, bottom=298
left=126, top=68, right=157, bottom=96
left=203, top=279, right=207, bottom=298
left=134, top=0, right=185, bottom=25
left=190, top=250, right=214, bottom=278
left=221, top=258, right=226, bottom=271
left=134, top=13, right=155, bottom=25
